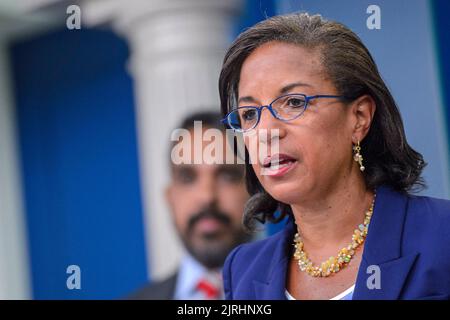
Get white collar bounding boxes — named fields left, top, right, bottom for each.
left=174, top=253, right=222, bottom=299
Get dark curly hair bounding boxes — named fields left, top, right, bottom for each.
left=219, top=13, right=426, bottom=231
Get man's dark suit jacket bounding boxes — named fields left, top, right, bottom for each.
left=129, top=273, right=178, bottom=300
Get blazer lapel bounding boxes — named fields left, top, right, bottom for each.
left=353, top=186, right=419, bottom=300
left=253, top=219, right=295, bottom=300
left=354, top=253, right=418, bottom=299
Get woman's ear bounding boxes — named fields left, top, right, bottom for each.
left=351, top=94, right=376, bottom=143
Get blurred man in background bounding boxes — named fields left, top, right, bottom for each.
left=131, top=111, right=251, bottom=299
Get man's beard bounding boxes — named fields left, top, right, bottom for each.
left=182, top=207, right=250, bottom=269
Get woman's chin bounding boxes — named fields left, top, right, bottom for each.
left=265, top=184, right=305, bottom=205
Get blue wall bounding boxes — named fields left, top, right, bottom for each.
left=432, top=0, right=450, bottom=167
left=10, top=28, right=148, bottom=299
left=234, top=0, right=276, bottom=35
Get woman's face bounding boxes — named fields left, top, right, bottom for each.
left=238, top=41, right=357, bottom=205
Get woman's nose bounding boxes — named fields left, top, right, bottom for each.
left=256, top=106, right=286, bottom=143
left=258, top=106, right=277, bottom=128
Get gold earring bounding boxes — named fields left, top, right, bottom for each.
left=353, top=141, right=365, bottom=172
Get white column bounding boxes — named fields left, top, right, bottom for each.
left=83, top=0, right=243, bottom=280
left=0, top=41, right=32, bottom=299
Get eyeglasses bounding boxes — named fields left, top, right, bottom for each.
left=221, top=93, right=345, bottom=132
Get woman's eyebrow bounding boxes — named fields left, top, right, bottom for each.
left=237, top=96, right=257, bottom=105
left=238, top=82, right=313, bottom=105
left=279, top=82, right=312, bottom=94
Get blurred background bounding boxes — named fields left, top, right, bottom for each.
left=0, top=0, right=448, bottom=299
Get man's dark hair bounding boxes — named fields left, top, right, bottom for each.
left=178, top=110, right=223, bottom=131
left=168, top=110, right=223, bottom=166
left=219, top=13, right=426, bottom=231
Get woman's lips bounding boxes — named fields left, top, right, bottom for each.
left=261, top=153, right=298, bottom=177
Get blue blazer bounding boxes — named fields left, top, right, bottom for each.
left=223, top=186, right=450, bottom=300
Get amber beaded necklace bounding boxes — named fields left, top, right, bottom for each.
left=293, top=193, right=376, bottom=277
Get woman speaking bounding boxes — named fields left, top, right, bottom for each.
left=219, top=13, right=450, bottom=300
